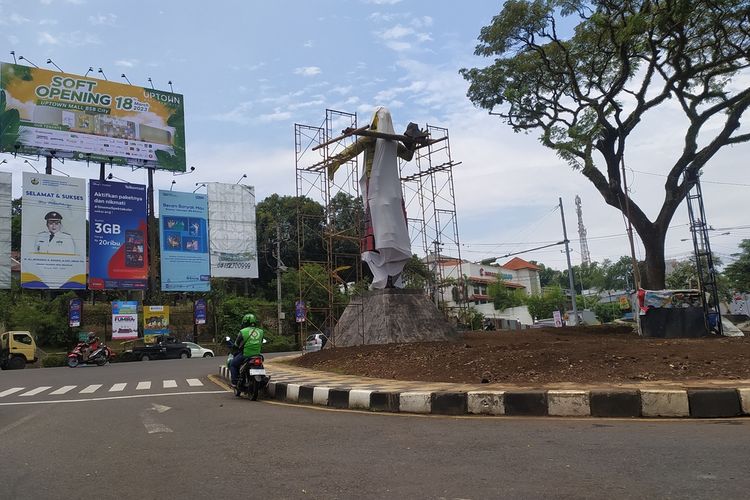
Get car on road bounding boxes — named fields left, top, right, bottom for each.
left=184, top=342, right=214, bottom=358
left=122, top=336, right=192, bottom=361
left=303, top=333, right=328, bottom=353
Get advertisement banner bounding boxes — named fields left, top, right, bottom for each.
left=69, top=298, right=82, bottom=328
left=88, top=180, right=148, bottom=289
left=21, top=172, right=86, bottom=289
left=144, top=305, right=169, bottom=336
left=194, top=299, right=207, bottom=325
left=0, top=172, right=10, bottom=289
left=112, top=301, right=139, bottom=340
left=295, top=300, right=306, bottom=323
left=206, top=183, right=258, bottom=278
left=159, top=190, right=210, bottom=291
left=0, top=63, right=186, bottom=171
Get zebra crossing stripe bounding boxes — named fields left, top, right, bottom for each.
left=20, top=387, right=52, bottom=397
left=0, top=387, right=25, bottom=397
left=186, top=378, right=203, bottom=387
left=136, top=381, right=151, bottom=390
left=163, top=380, right=177, bottom=389
left=80, top=384, right=102, bottom=394
left=50, top=386, right=77, bottom=395
left=109, top=383, right=127, bottom=392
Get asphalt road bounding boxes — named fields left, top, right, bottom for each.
left=1, top=357, right=749, bottom=499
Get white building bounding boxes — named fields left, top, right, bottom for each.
left=437, top=256, right=542, bottom=326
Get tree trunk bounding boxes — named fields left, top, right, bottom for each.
left=640, top=231, right=666, bottom=290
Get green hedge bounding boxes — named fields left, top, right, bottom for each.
left=41, top=353, right=68, bottom=368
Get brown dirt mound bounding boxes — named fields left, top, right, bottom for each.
left=290, top=325, right=750, bottom=385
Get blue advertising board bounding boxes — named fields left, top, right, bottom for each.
left=88, top=180, right=148, bottom=290
left=194, top=299, right=207, bottom=325
left=159, top=190, right=210, bottom=291
left=69, top=298, right=82, bottom=327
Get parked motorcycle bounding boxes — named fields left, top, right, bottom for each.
left=67, top=338, right=113, bottom=367
left=224, top=336, right=269, bottom=400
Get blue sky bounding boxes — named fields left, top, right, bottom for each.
left=3, top=0, right=750, bottom=272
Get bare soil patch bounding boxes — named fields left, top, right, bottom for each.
left=290, top=325, right=750, bottom=385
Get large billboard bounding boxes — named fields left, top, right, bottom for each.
left=207, top=182, right=259, bottom=278
left=159, top=190, right=210, bottom=291
left=21, top=172, right=86, bottom=289
left=0, top=63, right=186, bottom=171
left=89, top=180, right=148, bottom=289
left=0, top=172, right=10, bottom=289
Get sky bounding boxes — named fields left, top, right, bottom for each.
left=2, top=0, right=749, bottom=273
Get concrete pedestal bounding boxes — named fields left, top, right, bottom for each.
left=333, top=288, right=457, bottom=347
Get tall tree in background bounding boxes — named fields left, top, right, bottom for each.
left=461, top=0, right=750, bottom=288
left=722, top=240, right=750, bottom=292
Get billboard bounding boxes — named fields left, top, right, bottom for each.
left=89, top=180, right=148, bottom=289
left=207, top=183, right=259, bottom=278
left=21, top=172, right=86, bottom=289
left=159, top=190, right=210, bottom=291
left=0, top=63, right=186, bottom=171
left=144, top=305, right=169, bottom=336
left=0, top=172, right=10, bottom=288
left=112, top=301, right=138, bottom=340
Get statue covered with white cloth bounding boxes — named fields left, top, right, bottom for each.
left=328, top=107, right=423, bottom=289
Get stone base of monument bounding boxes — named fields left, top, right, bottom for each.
left=332, top=288, right=458, bottom=347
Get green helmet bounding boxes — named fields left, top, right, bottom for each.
left=241, top=313, right=258, bottom=328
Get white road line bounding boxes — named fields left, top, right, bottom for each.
left=0, top=387, right=25, bottom=398
left=50, top=386, right=77, bottom=395
left=20, top=387, right=52, bottom=397
left=186, top=378, right=203, bottom=387
left=109, top=383, right=127, bottom=392
left=136, top=381, right=151, bottom=390
left=0, top=390, right=227, bottom=406
left=163, top=380, right=177, bottom=388
left=80, top=384, right=102, bottom=394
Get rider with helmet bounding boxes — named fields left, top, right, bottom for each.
left=230, top=313, right=265, bottom=387
left=81, top=333, right=99, bottom=361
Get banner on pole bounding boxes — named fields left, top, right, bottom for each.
left=159, top=190, right=210, bottom=291
left=21, top=172, right=86, bottom=289
left=0, top=172, right=10, bottom=289
left=88, top=180, right=148, bottom=289
left=112, top=301, right=138, bottom=340
left=194, top=299, right=207, bottom=325
left=68, top=298, right=82, bottom=328
left=144, top=305, right=169, bottom=336
left=207, top=183, right=258, bottom=278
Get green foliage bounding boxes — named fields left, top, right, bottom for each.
left=724, top=240, right=750, bottom=293
left=594, top=301, right=623, bottom=323
left=488, top=280, right=524, bottom=311
left=461, top=1, right=750, bottom=289
left=7, top=292, right=77, bottom=347
left=457, top=306, right=484, bottom=331
left=524, top=286, right=567, bottom=321
left=42, top=353, right=68, bottom=368
left=403, top=255, right=432, bottom=290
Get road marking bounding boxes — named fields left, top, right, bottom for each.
left=0, top=411, right=43, bottom=436
left=136, top=381, right=151, bottom=390
left=0, top=387, right=25, bottom=398
left=0, top=390, right=226, bottom=406
left=163, top=380, right=177, bottom=388
left=109, top=383, right=127, bottom=392
left=80, top=384, right=102, bottom=394
left=50, top=385, right=77, bottom=395
left=20, top=386, right=52, bottom=397
left=186, top=378, right=203, bottom=387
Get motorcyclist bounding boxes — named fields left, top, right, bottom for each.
left=80, top=333, right=98, bottom=361
left=230, top=313, right=265, bottom=387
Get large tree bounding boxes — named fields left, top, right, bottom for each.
left=461, top=0, right=750, bottom=288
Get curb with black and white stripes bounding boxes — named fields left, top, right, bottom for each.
left=219, top=366, right=750, bottom=418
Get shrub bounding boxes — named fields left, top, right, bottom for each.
left=41, top=353, right=68, bottom=368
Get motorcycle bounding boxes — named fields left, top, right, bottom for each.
left=225, top=336, right=270, bottom=400
left=67, top=338, right=113, bottom=367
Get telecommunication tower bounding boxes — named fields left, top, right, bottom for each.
left=575, top=195, right=591, bottom=266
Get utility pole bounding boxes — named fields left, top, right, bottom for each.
left=275, top=223, right=283, bottom=338
left=559, top=197, right=579, bottom=325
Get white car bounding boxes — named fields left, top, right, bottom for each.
left=303, top=333, right=328, bottom=353
left=184, top=342, right=214, bottom=358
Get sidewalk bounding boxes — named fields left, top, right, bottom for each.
left=220, top=355, right=750, bottom=419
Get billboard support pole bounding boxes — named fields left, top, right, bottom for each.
left=147, top=168, right=157, bottom=293
left=45, top=156, right=52, bottom=175
left=99, top=162, right=105, bottom=181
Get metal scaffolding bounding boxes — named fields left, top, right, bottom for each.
left=294, top=110, right=464, bottom=346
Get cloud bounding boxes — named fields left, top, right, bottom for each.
left=259, top=110, right=293, bottom=123
left=115, top=59, right=138, bottom=68
left=303, top=40, right=313, bottom=48
left=88, top=13, right=117, bottom=26
left=37, top=32, right=60, bottom=45
left=211, top=101, right=255, bottom=125
left=37, top=30, right=100, bottom=46
left=39, top=19, right=59, bottom=25
left=9, top=13, right=31, bottom=24
left=364, top=0, right=403, bottom=4
left=380, top=25, right=413, bottom=39
left=295, top=66, right=321, bottom=77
